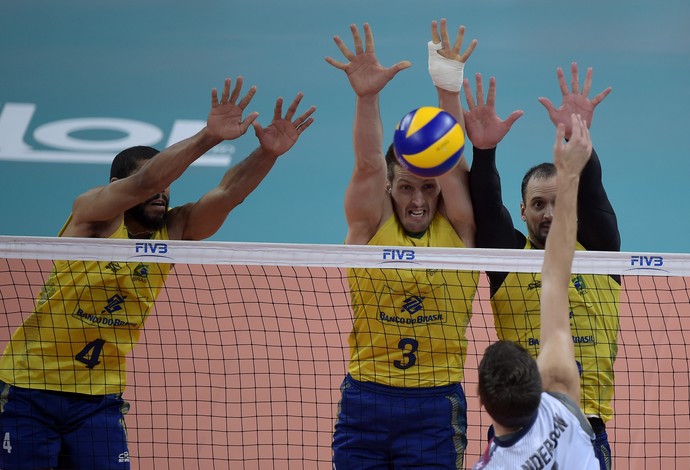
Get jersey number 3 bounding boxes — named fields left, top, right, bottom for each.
left=394, top=338, right=418, bottom=370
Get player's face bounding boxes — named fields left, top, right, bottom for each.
left=389, top=166, right=441, bottom=235
left=127, top=191, right=170, bottom=231
left=520, top=175, right=557, bottom=249
left=124, top=159, right=171, bottom=231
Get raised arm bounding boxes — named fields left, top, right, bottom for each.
left=428, top=18, right=478, bottom=246
left=169, top=92, right=316, bottom=240
left=537, top=114, right=592, bottom=402
left=66, top=77, right=259, bottom=238
left=464, top=74, right=524, bottom=249
left=577, top=148, right=620, bottom=251
left=538, top=62, right=619, bottom=252
left=429, top=18, right=477, bottom=130
left=326, top=23, right=411, bottom=245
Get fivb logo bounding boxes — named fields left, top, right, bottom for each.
left=133, top=242, right=172, bottom=261
left=135, top=242, right=168, bottom=255
left=0, top=103, right=233, bottom=166
left=130, top=242, right=172, bottom=262
left=629, top=255, right=667, bottom=272
left=382, top=248, right=416, bottom=261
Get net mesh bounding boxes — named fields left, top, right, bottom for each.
left=0, top=236, right=689, bottom=469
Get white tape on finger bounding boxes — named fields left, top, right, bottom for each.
left=428, top=41, right=465, bottom=92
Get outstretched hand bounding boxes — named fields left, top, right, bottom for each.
left=325, top=23, right=411, bottom=97
left=463, top=73, right=524, bottom=149
left=428, top=18, right=477, bottom=94
left=430, top=18, right=477, bottom=64
left=538, top=62, right=611, bottom=139
left=207, top=77, right=260, bottom=141
left=253, top=92, right=316, bottom=158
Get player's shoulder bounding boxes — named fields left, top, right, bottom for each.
left=60, top=214, right=123, bottom=239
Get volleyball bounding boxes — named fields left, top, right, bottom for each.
left=393, top=106, right=464, bottom=178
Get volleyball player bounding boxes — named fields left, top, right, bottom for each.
left=326, top=22, right=479, bottom=469
left=473, top=113, right=599, bottom=469
left=466, top=64, right=620, bottom=469
left=0, top=77, right=315, bottom=470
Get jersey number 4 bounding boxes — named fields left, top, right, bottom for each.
left=75, top=339, right=106, bottom=369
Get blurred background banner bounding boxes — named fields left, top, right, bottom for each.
left=1, top=0, right=689, bottom=252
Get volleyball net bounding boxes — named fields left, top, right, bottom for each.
left=0, top=236, right=688, bottom=469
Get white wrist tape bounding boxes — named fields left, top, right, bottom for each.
left=428, top=41, right=464, bottom=92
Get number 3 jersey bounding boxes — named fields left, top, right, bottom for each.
left=0, top=217, right=170, bottom=395
left=347, top=213, right=478, bottom=388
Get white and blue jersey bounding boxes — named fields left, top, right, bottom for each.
left=473, top=392, right=598, bottom=470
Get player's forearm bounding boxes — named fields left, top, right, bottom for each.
left=139, top=127, right=220, bottom=192
left=437, top=88, right=464, bottom=130
left=470, top=147, right=517, bottom=248
left=576, top=147, right=621, bottom=251
left=353, top=95, right=386, bottom=173
left=216, top=146, right=280, bottom=208
left=540, top=173, right=579, bottom=361
left=543, top=173, right=579, bottom=286
left=438, top=164, right=476, bottom=247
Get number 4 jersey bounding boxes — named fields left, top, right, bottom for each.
left=0, top=217, right=170, bottom=395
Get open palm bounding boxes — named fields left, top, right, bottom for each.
left=325, top=23, right=410, bottom=98
left=253, top=93, right=316, bottom=157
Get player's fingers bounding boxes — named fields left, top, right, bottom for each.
left=486, top=76, right=497, bottom=107
left=229, top=76, right=243, bottom=104
left=351, top=24, right=364, bottom=54
left=555, top=123, right=566, bottom=150
left=388, top=61, right=412, bottom=78
left=297, top=116, right=316, bottom=134
left=475, top=73, right=485, bottom=106
left=273, top=96, right=284, bottom=120
left=237, top=85, right=257, bottom=110
left=459, top=38, right=477, bottom=63
left=451, top=25, right=466, bottom=57
left=557, top=67, right=568, bottom=96
left=221, top=78, right=232, bottom=104
left=211, top=87, right=219, bottom=107
left=331, top=35, right=355, bottom=62
left=581, top=118, right=592, bottom=147
left=241, top=111, right=260, bottom=133
left=295, top=105, right=316, bottom=127
left=363, top=23, right=375, bottom=53
left=582, top=67, right=593, bottom=97
left=463, top=78, right=476, bottom=109
left=571, top=62, right=580, bottom=94
left=591, top=86, right=612, bottom=107
left=504, top=110, right=525, bottom=128
left=251, top=120, right=263, bottom=137
left=570, top=113, right=582, bottom=141
left=284, top=92, right=304, bottom=120
left=439, top=18, right=451, bottom=51
left=430, top=20, right=441, bottom=44
left=325, top=56, right=349, bottom=71
left=537, top=97, right=556, bottom=114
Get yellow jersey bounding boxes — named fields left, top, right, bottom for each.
left=490, top=240, right=620, bottom=421
left=347, top=213, right=478, bottom=388
left=0, top=217, right=171, bottom=395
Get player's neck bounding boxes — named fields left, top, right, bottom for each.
left=492, top=420, right=521, bottom=438
left=125, top=223, right=154, bottom=239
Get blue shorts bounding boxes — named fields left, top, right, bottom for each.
left=0, top=381, right=131, bottom=470
left=332, top=375, right=467, bottom=470
left=589, top=418, right=611, bottom=470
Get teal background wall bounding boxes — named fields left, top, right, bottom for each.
left=1, top=0, right=689, bottom=252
